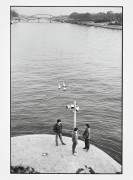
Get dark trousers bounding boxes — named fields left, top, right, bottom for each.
left=85, top=139, right=90, bottom=150
left=55, top=133, right=64, bottom=145
left=72, top=143, right=77, bottom=154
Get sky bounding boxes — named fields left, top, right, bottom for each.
left=11, top=7, right=122, bottom=16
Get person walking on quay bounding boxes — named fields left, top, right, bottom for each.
left=53, top=119, right=66, bottom=146
left=72, top=128, right=78, bottom=156
left=83, top=124, right=90, bottom=151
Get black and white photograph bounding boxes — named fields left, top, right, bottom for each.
left=10, top=6, right=123, bottom=174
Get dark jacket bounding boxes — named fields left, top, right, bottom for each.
left=54, top=123, right=62, bottom=134
left=83, top=128, right=90, bottom=139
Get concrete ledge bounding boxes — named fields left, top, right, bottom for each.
left=11, top=134, right=121, bottom=173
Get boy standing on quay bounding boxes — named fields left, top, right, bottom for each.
left=72, top=128, right=78, bottom=156
left=53, top=119, right=66, bottom=146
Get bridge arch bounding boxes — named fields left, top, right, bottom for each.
left=28, top=14, right=54, bottom=18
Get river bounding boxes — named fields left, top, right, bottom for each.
left=11, top=22, right=122, bottom=164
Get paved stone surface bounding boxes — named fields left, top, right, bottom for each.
left=11, top=134, right=121, bottom=173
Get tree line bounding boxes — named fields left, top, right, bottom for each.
left=69, top=11, right=122, bottom=23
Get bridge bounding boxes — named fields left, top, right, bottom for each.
left=12, top=14, right=66, bottom=23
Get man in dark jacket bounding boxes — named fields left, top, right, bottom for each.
left=83, top=124, right=90, bottom=151
left=53, top=119, right=66, bottom=146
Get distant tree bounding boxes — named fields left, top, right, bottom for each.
left=69, top=12, right=79, bottom=19
left=11, top=9, right=19, bottom=19
left=69, top=12, right=91, bottom=21
left=107, top=11, right=113, bottom=15
left=84, top=13, right=91, bottom=21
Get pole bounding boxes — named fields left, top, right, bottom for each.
left=74, top=101, right=76, bottom=128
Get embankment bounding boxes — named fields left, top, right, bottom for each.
left=66, top=21, right=122, bottom=30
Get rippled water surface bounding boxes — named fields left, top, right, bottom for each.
left=11, top=22, right=122, bottom=164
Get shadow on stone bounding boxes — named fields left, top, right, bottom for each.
left=76, top=168, right=84, bottom=174
left=76, top=165, right=96, bottom=174
left=116, top=171, right=122, bottom=174
left=11, top=165, right=39, bottom=174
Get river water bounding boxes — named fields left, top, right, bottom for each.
left=11, top=22, right=122, bottom=164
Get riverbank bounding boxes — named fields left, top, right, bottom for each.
left=85, top=22, right=122, bottom=30
left=11, top=134, right=121, bottom=173
left=66, top=20, right=122, bottom=30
